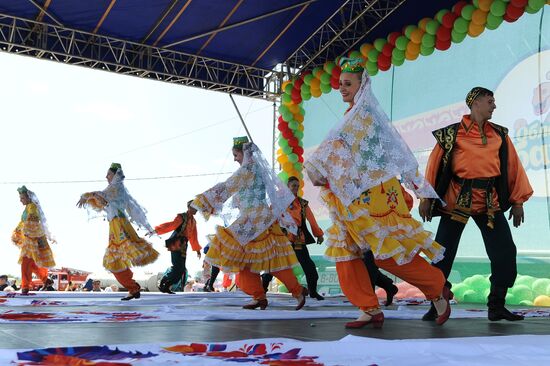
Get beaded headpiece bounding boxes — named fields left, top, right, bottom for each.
left=110, top=162, right=122, bottom=171
left=233, top=136, right=250, bottom=148
left=17, top=185, right=29, bottom=195
left=339, top=57, right=365, bottom=73
left=465, top=87, right=493, bottom=108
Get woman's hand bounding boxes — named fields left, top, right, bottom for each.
left=76, top=197, right=87, bottom=208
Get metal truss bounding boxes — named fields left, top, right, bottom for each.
left=284, top=0, right=407, bottom=74
left=0, top=13, right=283, bottom=101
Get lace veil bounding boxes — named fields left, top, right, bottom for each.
left=305, top=70, right=439, bottom=207
left=195, top=142, right=297, bottom=245
left=27, top=189, right=55, bottom=243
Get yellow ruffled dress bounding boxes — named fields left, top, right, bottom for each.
left=11, top=203, right=55, bottom=268
left=324, top=177, right=444, bottom=265
left=193, top=194, right=298, bottom=274
left=82, top=193, right=159, bottom=273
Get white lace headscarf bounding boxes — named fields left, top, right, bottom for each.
left=195, top=142, right=297, bottom=245
left=305, top=70, right=440, bottom=207
left=24, top=188, right=56, bottom=243
left=96, top=169, right=154, bottom=233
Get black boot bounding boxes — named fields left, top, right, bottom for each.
left=261, top=274, right=272, bottom=293
left=422, top=302, right=438, bottom=321
left=487, top=285, right=524, bottom=321
left=377, top=274, right=398, bottom=306
left=158, top=278, right=175, bottom=294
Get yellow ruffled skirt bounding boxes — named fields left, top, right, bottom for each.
left=205, top=223, right=299, bottom=274
left=12, top=229, right=55, bottom=268
left=104, top=217, right=159, bottom=273
left=324, top=177, right=444, bottom=265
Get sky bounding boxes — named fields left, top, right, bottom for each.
left=0, top=51, right=277, bottom=280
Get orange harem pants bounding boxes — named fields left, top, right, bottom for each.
left=239, top=267, right=302, bottom=301
left=336, top=255, right=445, bottom=310
left=20, top=256, right=49, bottom=290
left=112, top=269, right=140, bottom=294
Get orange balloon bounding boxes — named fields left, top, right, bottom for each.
left=360, top=43, right=374, bottom=57
left=276, top=148, right=282, bottom=155
left=298, top=124, right=305, bottom=132
left=288, top=104, right=299, bottom=114
left=478, top=0, right=492, bottom=12
left=468, top=22, right=485, bottom=37
left=277, top=155, right=287, bottom=164
left=309, top=78, right=321, bottom=89
left=282, top=162, right=293, bottom=171
left=471, top=9, right=488, bottom=26
left=281, top=80, right=291, bottom=90
left=410, top=28, right=425, bottom=44
left=294, top=114, right=304, bottom=123
left=406, top=42, right=420, bottom=55
left=283, top=99, right=293, bottom=106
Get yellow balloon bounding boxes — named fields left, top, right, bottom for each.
left=298, top=124, right=305, bottom=132
left=277, top=154, right=288, bottom=164
left=276, top=148, right=282, bottom=155
left=360, top=43, right=374, bottom=58
left=311, top=88, right=322, bottom=98
left=282, top=162, right=293, bottom=172
left=478, top=0, right=492, bottom=12
left=281, top=80, right=291, bottom=90
left=410, top=29, right=424, bottom=44
left=309, top=78, right=321, bottom=89
left=468, top=23, right=485, bottom=38
left=534, top=295, right=550, bottom=307
left=471, top=9, right=488, bottom=26
left=288, top=104, right=299, bottom=114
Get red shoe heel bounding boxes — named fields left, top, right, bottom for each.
left=345, top=311, right=384, bottom=329
left=242, top=299, right=268, bottom=310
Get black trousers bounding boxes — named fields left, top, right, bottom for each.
left=206, top=266, right=220, bottom=287
left=262, top=244, right=319, bottom=293
left=163, top=251, right=187, bottom=284
left=362, top=250, right=395, bottom=290
left=433, top=212, right=517, bottom=288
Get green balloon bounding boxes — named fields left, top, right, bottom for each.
left=320, top=72, right=331, bottom=84
left=320, top=83, right=332, bottom=94
left=278, top=104, right=289, bottom=115
left=301, top=92, right=311, bottom=101
left=303, top=74, right=314, bottom=85
left=532, top=278, right=550, bottom=296
left=282, top=145, right=292, bottom=154
left=512, top=284, right=534, bottom=302
left=391, top=56, right=405, bottom=66
left=278, top=171, right=289, bottom=182
left=284, top=83, right=294, bottom=95
left=453, top=17, right=469, bottom=34
left=529, top=0, right=545, bottom=11
left=300, top=83, right=310, bottom=93
left=374, top=38, right=387, bottom=52
left=288, top=153, right=298, bottom=163
left=395, top=35, right=409, bottom=51
left=435, top=9, right=449, bottom=24
left=349, top=50, right=363, bottom=60
left=294, top=130, right=304, bottom=139
left=288, top=121, right=299, bottom=130
left=486, top=12, right=503, bottom=29
left=404, top=25, right=417, bottom=39
left=420, top=45, right=435, bottom=56
left=421, top=33, right=436, bottom=47
left=425, top=20, right=440, bottom=36
left=515, top=275, right=536, bottom=289
left=463, top=289, right=485, bottom=303
left=519, top=300, right=533, bottom=306
left=299, top=140, right=304, bottom=147
left=449, top=283, right=469, bottom=301
left=461, top=4, right=475, bottom=20
left=505, top=293, right=520, bottom=305
left=278, top=284, right=289, bottom=293
left=451, top=29, right=468, bottom=43
left=324, top=61, right=336, bottom=74
left=292, top=265, right=305, bottom=279
left=490, top=0, right=507, bottom=17
left=299, top=106, right=305, bottom=116
left=282, top=93, right=292, bottom=104
left=365, top=61, right=378, bottom=75
left=293, top=162, right=302, bottom=171
left=472, top=0, right=480, bottom=8
left=278, top=138, right=288, bottom=148
left=312, top=66, right=323, bottom=76
left=367, top=48, right=380, bottom=62
left=392, top=47, right=405, bottom=60
left=282, top=111, right=293, bottom=122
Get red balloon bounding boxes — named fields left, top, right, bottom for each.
left=387, top=31, right=401, bottom=46
left=441, top=12, right=457, bottom=29
left=506, top=4, right=525, bottom=20
left=288, top=137, right=298, bottom=147
left=330, top=77, right=340, bottom=89
left=282, top=130, right=293, bottom=139
left=277, top=122, right=286, bottom=131
left=298, top=155, right=304, bottom=163
left=291, top=88, right=301, bottom=99
left=452, top=1, right=468, bottom=16
left=382, top=43, right=394, bottom=57
left=435, top=38, right=451, bottom=51
left=436, top=26, right=451, bottom=41
left=510, top=0, right=528, bottom=7
left=294, top=78, right=304, bottom=88
left=332, top=66, right=341, bottom=78
left=377, top=55, right=391, bottom=71
left=293, top=146, right=304, bottom=155
left=278, top=115, right=284, bottom=124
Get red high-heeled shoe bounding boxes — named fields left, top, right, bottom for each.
left=295, top=287, right=308, bottom=310
left=436, top=287, right=452, bottom=325
left=242, top=299, right=268, bottom=310
left=345, top=311, right=384, bottom=329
